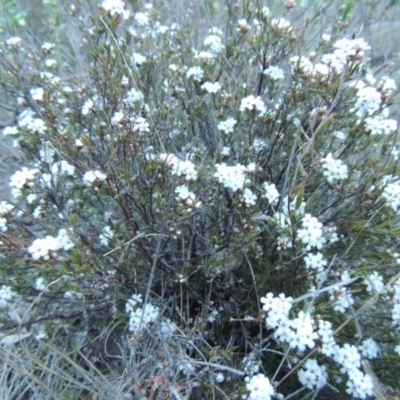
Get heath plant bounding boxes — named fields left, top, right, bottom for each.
left=0, top=0, right=400, bottom=399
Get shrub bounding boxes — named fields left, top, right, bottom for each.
left=0, top=0, right=400, bottom=399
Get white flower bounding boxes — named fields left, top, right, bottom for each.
left=99, top=226, right=114, bottom=247
left=263, top=66, right=284, bottom=80
left=28, top=236, right=59, bottom=260
left=289, top=311, right=318, bottom=352
left=214, top=163, right=250, bottom=192
left=51, top=160, right=76, bottom=178
left=333, top=37, right=370, bottom=60
left=134, top=11, right=148, bottom=26
left=186, top=66, right=204, bottom=82
left=132, top=52, right=146, bottom=65
left=30, top=88, right=44, bottom=101
left=244, top=373, right=275, bottom=400
left=335, top=343, right=361, bottom=372
left=160, top=319, right=177, bottom=336
left=126, top=294, right=160, bottom=333
left=364, top=115, right=397, bottom=136
left=353, top=86, right=381, bottom=117
left=0, top=201, right=14, bottom=216
left=111, top=111, right=124, bottom=125
left=298, top=359, right=328, bottom=389
left=221, top=146, right=231, bottom=156
left=240, top=95, right=266, bottom=116
left=271, top=18, right=292, bottom=32
left=346, top=369, right=374, bottom=399
left=262, top=182, right=279, bottom=205
left=82, top=99, right=94, bottom=115
left=0, top=285, right=16, bottom=308
left=6, top=37, right=22, bottom=49
left=330, top=286, right=354, bottom=313
left=242, top=354, right=260, bottom=376
left=45, top=59, right=57, bottom=68
left=35, top=277, right=46, bottom=291
left=83, top=170, right=107, bottom=187
left=56, top=228, right=74, bottom=251
left=321, top=153, right=348, bottom=184
left=201, top=81, right=221, bottom=94
left=380, top=179, right=400, bottom=213
left=252, top=138, right=268, bottom=152
left=242, top=188, right=256, bottom=207
left=304, top=252, right=327, bottom=271
left=18, top=110, right=47, bottom=134
left=358, top=338, right=380, bottom=359
left=261, top=293, right=293, bottom=329
left=363, top=271, right=384, bottom=295
left=203, top=34, right=224, bottom=54
left=132, top=116, right=150, bottom=133
left=290, top=56, right=313, bottom=75
left=379, top=76, right=397, bottom=97
left=9, top=167, right=38, bottom=189
left=297, top=214, right=326, bottom=251
left=217, top=117, right=237, bottom=134
left=237, top=18, right=251, bottom=32
left=99, top=0, right=130, bottom=19
left=159, top=154, right=198, bottom=181
left=123, top=88, right=144, bottom=106
left=2, top=126, right=18, bottom=136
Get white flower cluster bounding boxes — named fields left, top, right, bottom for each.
left=6, top=36, right=22, bottom=49
left=243, top=373, right=275, bottom=400
left=363, top=271, right=384, bottom=295
left=203, top=27, right=224, bottom=55
left=353, top=86, right=382, bottom=118
left=82, top=99, right=94, bottom=115
left=214, top=163, right=252, bottom=192
left=380, top=176, right=400, bottom=213
left=186, top=66, right=204, bottom=82
left=201, top=81, right=221, bottom=94
left=99, top=226, right=114, bottom=247
left=18, top=109, right=47, bottom=134
left=175, top=185, right=202, bottom=211
left=125, top=294, right=159, bottom=333
left=263, top=65, right=284, bottom=81
left=320, top=153, right=348, bottom=184
left=159, top=153, right=197, bottom=181
left=132, top=116, right=150, bottom=134
left=262, top=182, right=279, bottom=205
left=9, top=167, right=39, bottom=198
left=123, top=88, right=144, bottom=106
left=99, top=0, right=130, bottom=20
left=364, top=107, right=397, bottom=135
left=0, top=285, right=17, bottom=309
left=217, top=117, right=237, bottom=134
left=83, top=170, right=107, bottom=188
left=297, top=214, right=327, bottom=251
left=271, top=17, right=292, bottom=33
left=28, top=228, right=74, bottom=260
left=298, top=359, right=328, bottom=390
left=0, top=201, right=14, bottom=232
left=260, top=292, right=376, bottom=397
left=111, top=111, right=124, bottom=126
left=40, top=160, right=76, bottom=187
left=240, top=95, right=266, bottom=116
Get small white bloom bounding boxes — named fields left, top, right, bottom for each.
left=263, top=66, right=284, bottom=80
left=240, top=95, right=266, bottom=116
left=217, top=117, right=237, bottom=134
left=201, top=81, right=221, bottom=94
left=83, top=170, right=107, bottom=187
